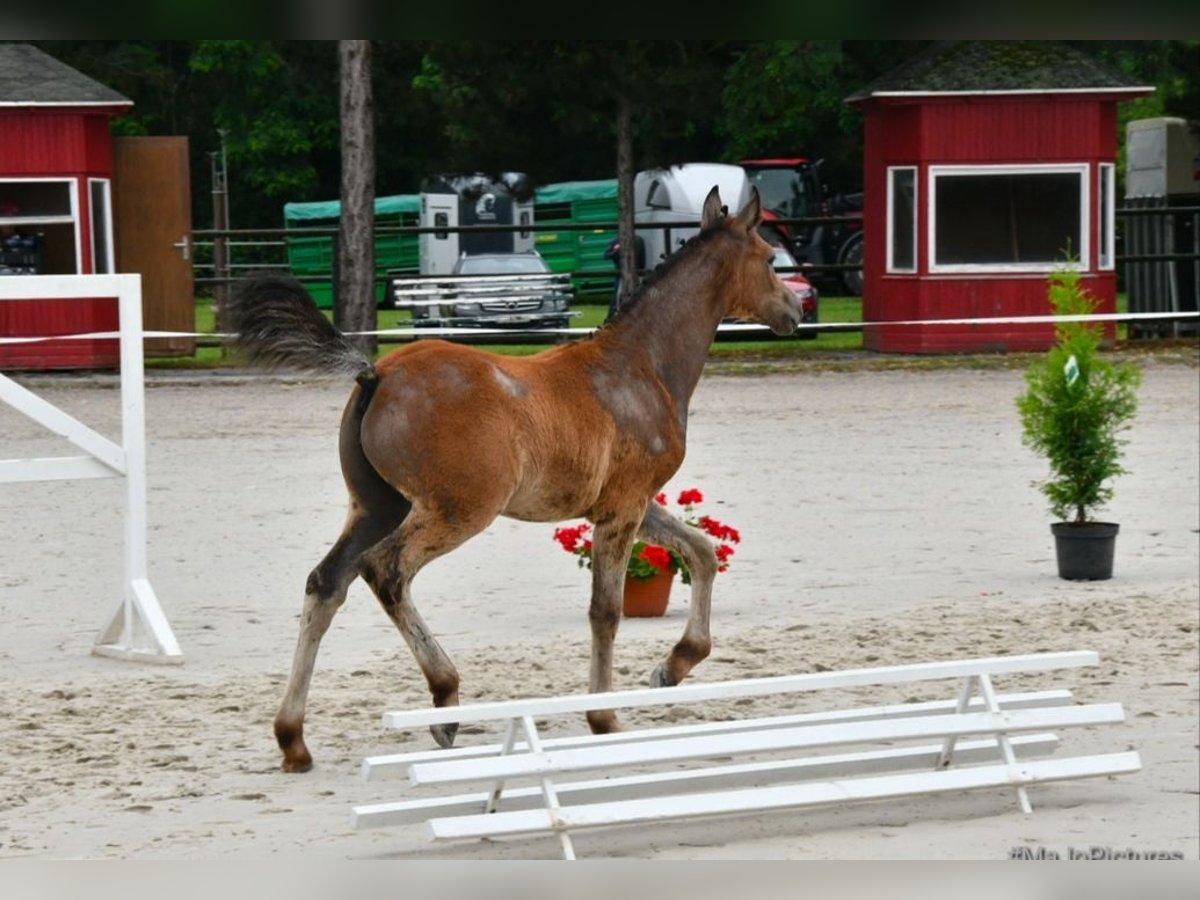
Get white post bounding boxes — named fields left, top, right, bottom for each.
left=0, top=274, right=182, bottom=663
left=976, top=672, right=1033, bottom=813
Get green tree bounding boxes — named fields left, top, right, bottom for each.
left=413, top=41, right=737, bottom=301
left=188, top=41, right=339, bottom=212
left=336, top=40, right=377, bottom=355
left=718, top=40, right=924, bottom=191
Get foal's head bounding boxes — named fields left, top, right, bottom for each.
left=701, top=186, right=803, bottom=336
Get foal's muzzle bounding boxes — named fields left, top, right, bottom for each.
left=768, top=287, right=804, bottom=336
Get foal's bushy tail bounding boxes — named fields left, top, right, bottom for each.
left=227, top=273, right=374, bottom=380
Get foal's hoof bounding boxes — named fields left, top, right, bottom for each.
left=430, top=722, right=458, bottom=749
left=280, top=754, right=313, bottom=774
left=275, top=722, right=313, bottom=773
left=649, top=663, right=677, bottom=688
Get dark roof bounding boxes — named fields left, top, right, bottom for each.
left=846, top=41, right=1152, bottom=102
left=0, top=42, right=131, bottom=107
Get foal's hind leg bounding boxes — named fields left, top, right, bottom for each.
left=274, top=510, right=401, bottom=772
left=357, top=503, right=499, bottom=749
left=638, top=502, right=718, bottom=688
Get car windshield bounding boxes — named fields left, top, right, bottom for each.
left=457, top=254, right=547, bottom=275
left=770, top=246, right=800, bottom=271
left=747, top=168, right=810, bottom=219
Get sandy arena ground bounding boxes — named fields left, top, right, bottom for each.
left=1, top=358, right=1196, bottom=859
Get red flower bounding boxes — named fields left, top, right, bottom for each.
left=553, top=484, right=740, bottom=587
left=698, top=516, right=741, bottom=544
left=637, top=544, right=674, bottom=574
left=553, top=524, right=590, bottom=553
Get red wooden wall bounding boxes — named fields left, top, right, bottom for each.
left=0, top=109, right=122, bottom=369
left=861, top=94, right=1124, bottom=353
left=0, top=111, right=116, bottom=176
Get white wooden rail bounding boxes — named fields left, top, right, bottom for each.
left=354, top=651, right=1140, bottom=859
left=0, top=274, right=182, bottom=663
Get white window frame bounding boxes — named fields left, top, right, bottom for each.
left=886, top=166, right=918, bottom=274
left=1098, top=163, right=1115, bottom=271
left=0, top=176, right=82, bottom=274
left=927, top=163, right=1090, bottom=274
left=88, top=177, right=115, bottom=274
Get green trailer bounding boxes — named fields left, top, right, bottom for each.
left=283, top=194, right=420, bottom=308
left=533, top=179, right=618, bottom=297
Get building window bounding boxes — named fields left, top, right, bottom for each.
left=0, top=178, right=80, bottom=275
left=887, top=167, right=917, bottom=273
left=929, top=165, right=1088, bottom=272
left=1099, top=163, right=1115, bottom=270
left=89, top=179, right=113, bottom=274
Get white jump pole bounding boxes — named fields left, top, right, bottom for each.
left=0, top=273, right=182, bottom=664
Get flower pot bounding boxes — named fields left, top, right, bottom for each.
left=1051, top=522, right=1119, bottom=581
left=622, top=569, right=674, bottom=617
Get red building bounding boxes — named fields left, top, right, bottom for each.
left=847, top=42, right=1153, bottom=353
left=0, top=42, right=132, bottom=368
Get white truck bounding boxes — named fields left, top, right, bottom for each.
left=633, top=162, right=753, bottom=265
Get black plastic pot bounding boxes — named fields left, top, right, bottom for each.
left=1051, top=522, right=1119, bottom=580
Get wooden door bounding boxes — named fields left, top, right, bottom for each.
left=112, top=136, right=195, bottom=356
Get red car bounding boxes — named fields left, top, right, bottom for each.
left=770, top=242, right=819, bottom=339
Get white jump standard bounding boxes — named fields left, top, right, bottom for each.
left=354, top=650, right=1141, bottom=859
left=0, top=273, right=182, bottom=663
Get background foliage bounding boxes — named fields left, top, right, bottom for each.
left=33, top=40, right=1199, bottom=230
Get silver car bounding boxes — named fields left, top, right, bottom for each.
left=421, top=251, right=573, bottom=329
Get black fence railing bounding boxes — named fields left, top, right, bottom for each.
left=1118, top=203, right=1199, bottom=338
left=193, top=207, right=1199, bottom=338
left=191, top=215, right=867, bottom=290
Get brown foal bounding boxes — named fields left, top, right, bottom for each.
left=229, top=186, right=802, bottom=771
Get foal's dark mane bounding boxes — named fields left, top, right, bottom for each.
left=601, top=225, right=723, bottom=329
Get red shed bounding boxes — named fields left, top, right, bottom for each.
left=0, top=42, right=132, bottom=368
left=847, top=41, right=1153, bottom=353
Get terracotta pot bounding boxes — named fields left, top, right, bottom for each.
left=622, top=569, right=674, bottom=617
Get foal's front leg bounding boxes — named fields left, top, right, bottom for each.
left=584, top=517, right=639, bottom=735
left=638, top=502, right=718, bottom=688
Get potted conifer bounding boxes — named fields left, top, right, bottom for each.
left=1016, top=265, right=1141, bottom=580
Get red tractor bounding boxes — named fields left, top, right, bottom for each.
left=740, top=158, right=865, bottom=296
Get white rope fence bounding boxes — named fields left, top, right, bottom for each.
left=0, top=310, right=1196, bottom=345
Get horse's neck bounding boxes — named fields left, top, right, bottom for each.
left=600, top=261, right=727, bottom=425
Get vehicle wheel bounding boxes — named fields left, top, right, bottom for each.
left=839, top=235, right=864, bottom=297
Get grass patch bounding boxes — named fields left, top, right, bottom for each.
left=165, top=296, right=867, bottom=368
left=150, top=292, right=1189, bottom=373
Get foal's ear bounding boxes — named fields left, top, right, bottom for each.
left=733, top=187, right=763, bottom=232
left=700, top=186, right=725, bottom=231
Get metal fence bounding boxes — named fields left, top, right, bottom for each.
left=191, top=216, right=863, bottom=293
left=193, top=208, right=1200, bottom=338
left=1119, top=203, right=1200, bottom=338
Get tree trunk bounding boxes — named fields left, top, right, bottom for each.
left=615, top=91, right=638, bottom=309
left=336, top=40, right=377, bottom=356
